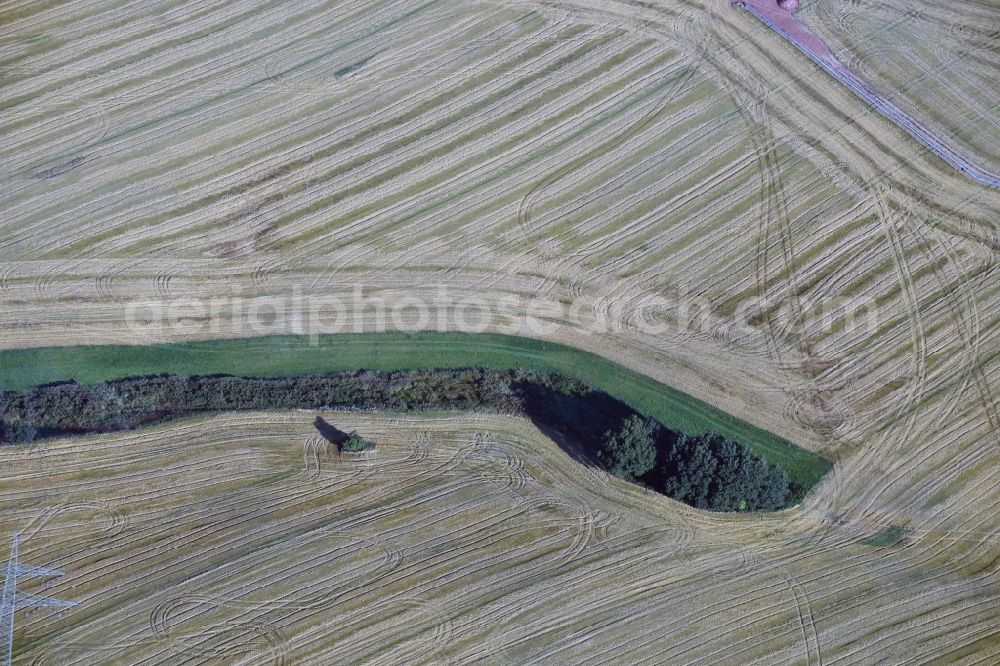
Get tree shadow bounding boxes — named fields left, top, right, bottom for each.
left=512, top=379, right=629, bottom=461
left=512, top=379, right=678, bottom=489
left=532, top=420, right=602, bottom=469
left=313, top=416, right=349, bottom=448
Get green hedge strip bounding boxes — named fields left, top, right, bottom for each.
left=0, top=332, right=831, bottom=486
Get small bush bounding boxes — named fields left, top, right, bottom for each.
left=785, top=482, right=807, bottom=506
left=341, top=431, right=376, bottom=453
left=861, top=525, right=907, bottom=548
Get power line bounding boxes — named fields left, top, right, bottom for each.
left=0, top=533, right=76, bottom=666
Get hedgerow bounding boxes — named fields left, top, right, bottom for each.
left=0, top=369, right=793, bottom=511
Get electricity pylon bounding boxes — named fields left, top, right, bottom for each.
left=1, top=533, right=76, bottom=666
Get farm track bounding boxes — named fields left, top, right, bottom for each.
left=801, top=0, right=1000, bottom=179
left=733, top=0, right=1000, bottom=189
left=2, top=0, right=1000, bottom=662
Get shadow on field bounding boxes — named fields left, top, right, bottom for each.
left=513, top=380, right=679, bottom=490
left=533, top=420, right=602, bottom=468
left=313, top=416, right=348, bottom=446
left=515, top=380, right=628, bottom=460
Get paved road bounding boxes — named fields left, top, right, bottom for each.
left=734, top=0, right=1000, bottom=190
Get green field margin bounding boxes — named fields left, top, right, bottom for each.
left=0, top=332, right=831, bottom=486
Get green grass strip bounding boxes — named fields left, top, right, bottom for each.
left=0, top=332, right=831, bottom=486
left=860, top=525, right=907, bottom=548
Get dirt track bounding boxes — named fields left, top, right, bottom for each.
left=733, top=0, right=1000, bottom=188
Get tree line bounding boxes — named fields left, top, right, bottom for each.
left=0, top=369, right=801, bottom=511
left=599, top=416, right=798, bottom=512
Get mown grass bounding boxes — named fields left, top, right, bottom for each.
left=860, top=525, right=908, bottom=548
left=0, top=332, right=832, bottom=486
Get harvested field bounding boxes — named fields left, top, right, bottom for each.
left=798, top=0, right=1000, bottom=175
left=2, top=411, right=997, bottom=665
left=4, top=0, right=996, bottom=455
left=734, top=0, right=999, bottom=187
left=1, top=0, right=999, bottom=662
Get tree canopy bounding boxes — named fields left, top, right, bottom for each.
left=599, top=415, right=656, bottom=479
left=659, top=433, right=789, bottom=512
left=341, top=430, right=376, bottom=453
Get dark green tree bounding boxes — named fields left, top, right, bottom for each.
left=340, top=430, right=376, bottom=453
left=755, top=463, right=791, bottom=511
left=708, top=439, right=755, bottom=511
left=0, top=419, right=38, bottom=445
left=660, top=432, right=790, bottom=512
left=661, top=434, right=717, bottom=509
left=599, top=415, right=655, bottom=479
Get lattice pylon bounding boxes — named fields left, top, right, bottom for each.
left=1, top=534, right=76, bottom=666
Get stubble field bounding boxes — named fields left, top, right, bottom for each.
left=798, top=0, right=1000, bottom=174
left=1, top=0, right=999, bottom=663
left=2, top=411, right=996, bottom=665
